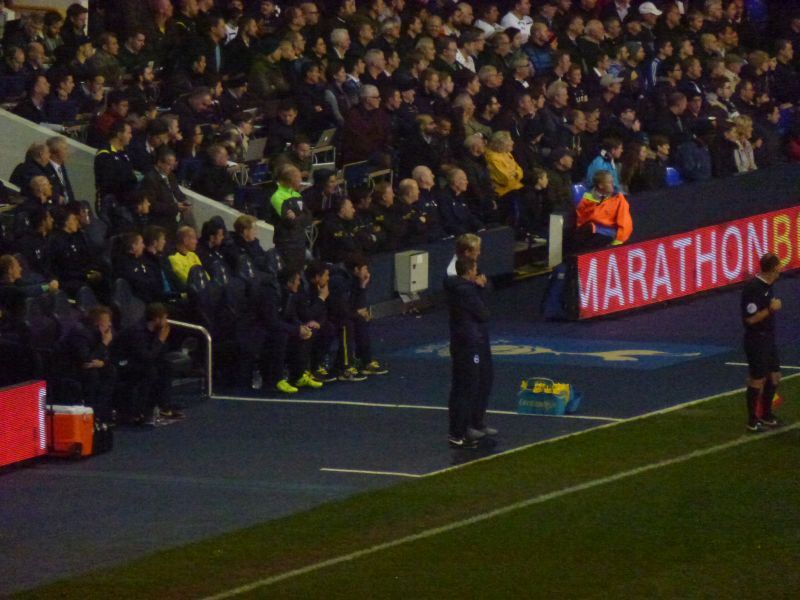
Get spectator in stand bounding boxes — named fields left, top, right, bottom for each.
left=544, top=147, right=575, bottom=223
left=45, top=72, right=79, bottom=125
left=128, top=118, right=170, bottom=174
left=585, top=137, right=623, bottom=190
left=646, top=135, right=671, bottom=184
left=302, top=169, right=340, bottom=217
left=295, top=61, right=335, bottom=136
left=16, top=208, right=55, bottom=282
left=399, top=114, right=439, bottom=178
left=10, top=142, right=54, bottom=200
left=323, top=59, right=353, bottom=126
left=13, top=74, right=50, bottom=124
left=620, top=142, right=659, bottom=194
left=475, top=3, right=503, bottom=39
left=142, top=146, right=193, bottom=234
left=196, top=218, right=227, bottom=270
left=48, top=205, right=105, bottom=295
left=270, top=135, right=313, bottom=181
left=270, top=164, right=312, bottom=272
left=411, top=165, right=445, bottom=241
left=229, top=215, right=273, bottom=274
left=51, top=305, right=115, bottom=422
left=0, top=254, right=58, bottom=319
left=341, top=84, right=392, bottom=165
left=113, top=231, right=164, bottom=304
left=574, top=169, right=633, bottom=250
left=86, top=32, right=123, bottom=87
left=191, top=144, right=237, bottom=207
left=396, top=178, right=430, bottom=245
left=265, top=100, right=299, bottom=156
left=60, top=3, right=89, bottom=50
left=118, top=29, right=148, bottom=75
left=501, top=0, right=534, bottom=44
left=439, top=167, right=485, bottom=236
left=17, top=175, right=55, bottom=217
left=167, top=225, right=203, bottom=287
left=485, top=130, right=526, bottom=227
left=773, top=40, right=800, bottom=106
left=459, top=133, right=500, bottom=225
left=90, top=90, right=130, bottom=147
left=370, top=181, right=406, bottom=252
left=94, top=120, right=138, bottom=200
left=732, top=115, right=758, bottom=173
left=318, top=196, right=365, bottom=264
left=109, top=189, right=151, bottom=236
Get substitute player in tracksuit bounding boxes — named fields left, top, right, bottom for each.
left=741, top=252, right=783, bottom=432
left=444, top=257, right=496, bottom=448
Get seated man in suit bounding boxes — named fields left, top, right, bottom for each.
left=141, top=145, right=194, bottom=235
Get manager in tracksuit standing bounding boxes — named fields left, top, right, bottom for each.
left=444, top=257, right=496, bottom=448
left=741, top=252, right=783, bottom=432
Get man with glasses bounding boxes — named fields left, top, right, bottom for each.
left=341, top=84, right=391, bottom=164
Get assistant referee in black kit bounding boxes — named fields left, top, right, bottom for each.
left=742, top=253, right=783, bottom=432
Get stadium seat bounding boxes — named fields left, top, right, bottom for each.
left=595, top=225, right=618, bottom=239
left=75, top=286, right=99, bottom=314
left=23, top=295, right=60, bottom=353
left=177, top=158, right=204, bottom=186
left=665, top=167, right=683, bottom=187
left=186, top=265, right=220, bottom=332
left=111, top=278, right=145, bottom=330
left=572, top=184, right=586, bottom=205
left=0, top=220, right=13, bottom=253
left=49, top=290, right=80, bottom=333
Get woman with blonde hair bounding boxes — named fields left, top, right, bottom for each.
left=732, top=115, right=758, bottom=173
left=484, top=130, right=526, bottom=230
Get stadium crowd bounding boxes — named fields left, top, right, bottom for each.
left=2, top=0, right=800, bottom=425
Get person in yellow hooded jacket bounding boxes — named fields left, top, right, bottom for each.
left=574, top=169, right=633, bottom=251
left=484, top=130, right=526, bottom=229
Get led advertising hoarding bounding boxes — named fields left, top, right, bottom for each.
left=576, top=206, right=800, bottom=319
left=0, top=381, right=47, bottom=468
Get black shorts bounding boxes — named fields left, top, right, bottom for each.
left=744, top=333, right=780, bottom=379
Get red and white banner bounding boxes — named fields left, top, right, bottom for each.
left=0, top=381, right=47, bottom=468
left=577, top=206, right=800, bottom=319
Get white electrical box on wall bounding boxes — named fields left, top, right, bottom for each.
left=394, top=250, right=429, bottom=294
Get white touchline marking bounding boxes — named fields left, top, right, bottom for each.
left=725, top=362, right=800, bottom=370
left=320, top=468, right=421, bottom=478
left=212, top=395, right=621, bottom=422
left=202, top=423, right=800, bottom=600
left=420, top=372, right=800, bottom=478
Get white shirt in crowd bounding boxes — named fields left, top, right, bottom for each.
left=500, top=11, right=533, bottom=44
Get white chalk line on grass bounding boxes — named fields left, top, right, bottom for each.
left=212, top=395, right=622, bottom=422
left=725, top=362, right=800, bottom=370
left=202, top=422, right=800, bottom=600
left=421, top=371, right=800, bottom=479
left=320, top=468, right=422, bottom=478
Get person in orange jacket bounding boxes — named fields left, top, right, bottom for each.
left=574, top=169, right=633, bottom=251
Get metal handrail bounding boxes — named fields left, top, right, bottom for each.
left=167, top=319, right=213, bottom=397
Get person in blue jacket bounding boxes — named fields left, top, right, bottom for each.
left=444, top=256, right=496, bottom=448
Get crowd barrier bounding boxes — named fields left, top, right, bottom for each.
left=572, top=164, right=800, bottom=319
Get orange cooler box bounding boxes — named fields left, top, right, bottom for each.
left=47, top=405, right=94, bottom=457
